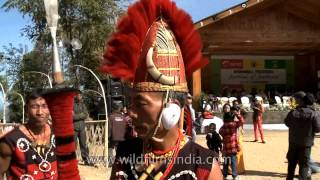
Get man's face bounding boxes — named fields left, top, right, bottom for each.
left=27, top=97, right=49, bottom=126
left=129, top=91, right=163, bottom=139
left=186, top=97, right=192, bottom=105
left=223, top=105, right=231, bottom=113
left=76, top=94, right=82, bottom=101
left=233, top=101, right=239, bottom=106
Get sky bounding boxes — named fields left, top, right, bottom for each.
left=0, top=1, right=32, bottom=51
left=0, top=0, right=245, bottom=109
left=0, top=0, right=245, bottom=52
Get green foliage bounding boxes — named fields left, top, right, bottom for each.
left=1, top=43, right=25, bottom=87
left=2, top=0, right=126, bottom=89
left=1, top=0, right=128, bottom=122
left=0, top=75, right=9, bottom=92
left=7, top=94, right=24, bottom=123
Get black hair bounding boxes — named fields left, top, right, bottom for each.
left=168, top=91, right=187, bottom=108
left=231, top=106, right=240, bottom=112
left=209, top=123, right=216, bottom=130
left=303, top=93, right=315, bottom=106
left=232, top=99, right=239, bottom=104
left=222, top=103, right=231, bottom=110
left=112, top=102, right=122, bottom=112
left=25, top=89, right=44, bottom=105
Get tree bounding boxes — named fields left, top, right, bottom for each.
left=0, top=75, right=9, bottom=123
left=0, top=44, right=51, bottom=123
left=2, top=0, right=128, bottom=120
left=0, top=75, right=8, bottom=107
left=2, top=0, right=127, bottom=89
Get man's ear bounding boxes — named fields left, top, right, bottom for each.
left=24, top=105, right=29, bottom=118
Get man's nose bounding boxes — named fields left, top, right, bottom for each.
left=36, top=107, right=44, bottom=115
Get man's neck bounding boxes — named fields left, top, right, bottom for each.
left=26, top=122, right=46, bottom=135
left=148, top=127, right=180, bottom=151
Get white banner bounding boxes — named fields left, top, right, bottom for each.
left=221, top=69, right=286, bottom=84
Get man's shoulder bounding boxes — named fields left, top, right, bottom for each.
left=212, top=132, right=221, bottom=138
left=0, top=128, right=18, bottom=155
left=0, top=138, right=12, bottom=156
left=292, top=107, right=314, bottom=117
left=0, top=127, right=19, bottom=140
left=181, top=141, right=218, bottom=169
left=116, top=138, right=143, bottom=157
left=185, top=141, right=217, bottom=157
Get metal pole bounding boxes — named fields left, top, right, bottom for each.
left=25, top=71, right=53, bottom=88
left=44, top=0, right=63, bottom=84
left=82, top=89, right=104, bottom=97
left=0, top=82, right=6, bottom=124
left=73, top=65, right=109, bottom=159
left=9, top=92, right=25, bottom=124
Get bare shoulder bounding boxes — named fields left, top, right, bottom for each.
left=207, top=161, right=223, bottom=180
left=0, top=139, right=12, bottom=177
left=0, top=140, right=12, bottom=157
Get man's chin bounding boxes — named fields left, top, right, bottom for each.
left=136, top=130, right=153, bottom=140
left=136, top=131, right=150, bottom=139
left=32, top=119, right=48, bottom=126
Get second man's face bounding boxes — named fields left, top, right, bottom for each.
left=27, top=97, right=50, bottom=126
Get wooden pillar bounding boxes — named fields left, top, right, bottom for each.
left=192, top=69, right=202, bottom=111
left=294, top=54, right=317, bottom=91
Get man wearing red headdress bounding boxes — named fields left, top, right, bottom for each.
left=101, top=0, right=223, bottom=179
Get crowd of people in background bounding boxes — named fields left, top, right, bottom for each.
left=1, top=86, right=320, bottom=179
left=79, top=88, right=320, bottom=180
left=204, top=87, right=320, bottom=109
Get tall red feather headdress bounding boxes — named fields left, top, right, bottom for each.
left=101, top=0, right=208, bottom=92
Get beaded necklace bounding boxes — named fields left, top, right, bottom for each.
left=144, top=131, right=187, bottom=161
left=141, top=130, right=187, bottom=179
left=26, top=125, right=54, bottom=173
left=160, top=131, right=186, bottom=180
left=26, top=126, right=49, bottom=153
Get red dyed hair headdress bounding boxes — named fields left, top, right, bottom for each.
left=101, top=0, right=208, bottom=92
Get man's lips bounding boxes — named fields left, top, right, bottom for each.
left=36, top=117, right=47, bottom=120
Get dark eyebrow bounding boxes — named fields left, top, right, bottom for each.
left=134, top=94, right=148, bottom=101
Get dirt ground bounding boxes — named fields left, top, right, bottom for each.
left=78, top=130, right=320, bottom=180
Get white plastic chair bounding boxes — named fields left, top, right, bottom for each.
left=255, top=96, right=269, bottom=109
left=282, top=96, right=291, bottom=108
left=262, top=103, right=270, bottom=109
left=241, top=96, right=251, bottom=109
left=255, top=96, right=263, bottom=102
left=202, top=100, right=207, bottom=110
left=220, top=97, right=229, bottom=106
left=216, top=97, right=223, bottom=112
left=275, top=96, right=283, bottom=106
left=229, top=97, right=237, bottom=104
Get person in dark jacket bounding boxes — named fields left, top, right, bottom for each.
left=73, top=93, right=92, bottom=166
left=108, top=103, right=127, bottom=166
left=284, top=92, right=320, bottom=180
left=206, top=123, right=222, bottom=154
